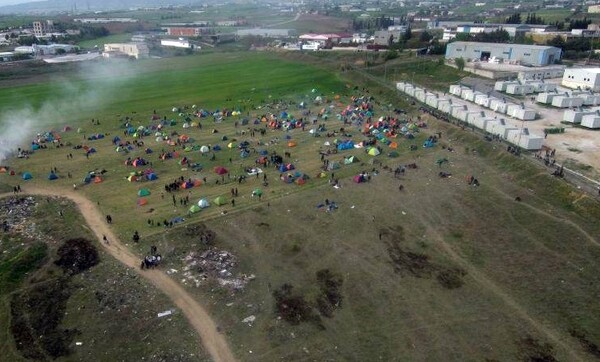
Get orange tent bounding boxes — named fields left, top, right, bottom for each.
left=0, top=167, right=7, bottom=173
left=389, top=142, right=398, bottom=149
left=288, top=141, right=297, bottom=147
left=193, top=179, right=202, bottom=187
left=138, top=198, right=148, bottom=206
left=94, top=176, right=103, bottom=183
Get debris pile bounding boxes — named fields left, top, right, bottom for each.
left=182, top=248, right=254, bottom=290
left=0, top=196, right=41, bottom=238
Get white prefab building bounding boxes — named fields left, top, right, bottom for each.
left=579, top=93, right=600, bottom=106
left=396, top=82, right=407, bottom=92
left=161, top=39, right=195, bottom=49
left=563, top=109, right=596, bottom=123
left=489, top=98, right=505, bottom=111
left=506, top=129, right=544, bottom=150
left=488, top=119, right=518, bottom=138
left=562, top=68, right=600, bottom=91
left=494, top=102, right=510, bottom=114
left=415, top=89, right=427, bottom=102
left=494, top=81, right=519, bottom=92
left=450, top=105, right=467, bottom=118
left=506, top=104, right=521, bottom=116
left=406, top=86, right=418, bottom=97
left=472, top=116, right=495, bottom=130
left=467, top=91, right=484, bottom=102
left=437, top=99, right=451, bottom=112
left=465, top=111, right=484, bottom=124
left=526, top=81, right=557, bottom=93
left=450, top=84, right=468, bottom=96
left=551, top=96, right=584, bottom=108
left=461, top=88, right=474, bottom=100
left=510, top=107, right=537, bottom=120
left=484, top=119, right=498, bottom=133
left=505, top=83, right=535, bottom=95
left=581, top=112, right=600, bottom=128
left=474, top=93, right=488, bottom=105
left=517, top=66, right=565, bottom=81
left=425, top=94, right=439, bottom=107
left=536, top=92, right=557, bottom=104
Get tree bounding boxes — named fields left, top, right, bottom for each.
left=403, top=27, right=412, bottom=40
left=419, top=30, right=433, bottom=42
left=385, top=49, right=398, bottom=60
left=505, top=13, right=522, bottom=24
left=388, top=33, right=394, bottom=48
left=455, top=57, right=465, bottom=71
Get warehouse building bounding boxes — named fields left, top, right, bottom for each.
left=445, top=42, right=562, bottom=66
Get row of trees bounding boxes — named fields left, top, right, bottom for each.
left=505, top=13, right=546, bottom=25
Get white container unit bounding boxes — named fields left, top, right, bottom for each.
left=465, top=111, right=485, bottom=124
left=506, top=129, right=544, bottom=150
left=449, top=84, right=466, bottom=97
left=414, top=88, right=426, bottom=102
left=450, top=104, right=466, bottom=119
left=488, top=119, right=518, bottom=139
left=510, top=107, right=537, bottom=121
left=404, top=85, right=415, bottom=97
left=396, top=82, right=407, bottom=92
left=562, top=109, right=595, bottom=124
left=425, top=93, right=438, bottom=108
left=581, top=112, right=600, bottom=129
left=472, top=116, right=495, bottom=130
left=551, top=96, right=584, bottom=108
left=474, top=93, right=489, bottom=106
left=536, top=92, right=557, bottom=104
left=494, top=81, right=518, bottom=92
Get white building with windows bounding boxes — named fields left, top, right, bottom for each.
left=562, top=68, right=600, bottom=91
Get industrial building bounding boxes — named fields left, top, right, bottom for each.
left=103, top=43, right=149, bottom=59
left=562, top=68, right=600, bottom=91
left=445, top=42, right=562, bottom=66
left=236, top=28, right=293, bottom=38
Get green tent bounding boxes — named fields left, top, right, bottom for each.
left=138, top=188, right=151, bottom=197
left=253, top=188, right=263, bottom=196
left=213, top=196, right=227, bottom=206
left=388, top=151, right=400, bottom=158
left=344, top=156, right=358, bottom=165
left=189, top=205, right=201, bottom=214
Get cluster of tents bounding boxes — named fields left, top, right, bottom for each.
left=127, top=168, right=158, bottom=182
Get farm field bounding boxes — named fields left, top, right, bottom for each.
left=1, top=51, right=600, bottom=361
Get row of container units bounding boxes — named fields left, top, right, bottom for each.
left=450, top=84, right=469, bottom=97
left=551, top=96, right=584, bottom=108
left=505, top=83, right=536, bottom=95
left=399, top=82, right=544, bottom=150
left=495, top=80, right=557, bottom=95
left=494, top=81, right=520, bottom=92
left=562, top=109, right=596, bottom=123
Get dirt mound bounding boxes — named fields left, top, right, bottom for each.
left=183, top=223, right=217, bottom=245
left=54, top=238, right=99, bottom=275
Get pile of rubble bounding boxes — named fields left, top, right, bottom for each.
left=182, top=248, right=255, bottom=290
left=0, top=196, right=41, bottom=238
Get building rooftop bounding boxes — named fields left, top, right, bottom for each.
left=448, top=41, right=560, bottom=51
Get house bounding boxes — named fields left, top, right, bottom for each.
left=33, top=20, right=54, bottom=37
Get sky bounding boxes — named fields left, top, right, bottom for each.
left=0, top=0, right=41, bottom=6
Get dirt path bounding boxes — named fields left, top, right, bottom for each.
left=1, top=187, right=236, bottom=362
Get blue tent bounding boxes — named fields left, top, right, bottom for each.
left=281, top=111, right=288, bottom=119
left=337, top=141, right=354, bottom=151
left=145, top=148, right=153, bottom=154
left=88, top=148, right=97, bottom=154
left=112, top=136, right=121, bottom=144
left=48, top=172, right=58, bottom=180
left=240, top=151, right=249, bottom=158
left=423, top=140, right=435, bottom=148
left=259, top=149, right=268, bottom=156
left=147, top=173, right=158, bottom=181
left=31, top=144, right=40, bottom=151
left=279, top=164, right=288, bottom=172
left=212, top=145, right=222, bottom=151
left=83, top=174, right=92, bottom=184
left=22, top=172, right=32, bottom=180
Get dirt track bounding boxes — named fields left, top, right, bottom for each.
left=1, top=186, right=236, bottom=362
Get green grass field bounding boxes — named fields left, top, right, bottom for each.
left=77, top=33, right=133, bottom=49
left=2, top=51, right=600, bottom=361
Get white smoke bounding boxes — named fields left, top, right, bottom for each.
left=0, top=59, right=140, bottom=162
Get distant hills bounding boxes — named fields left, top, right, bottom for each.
left=0, top=0, right=202, bottom=14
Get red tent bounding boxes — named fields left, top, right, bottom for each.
left=214, top=166, right=228, bottom=175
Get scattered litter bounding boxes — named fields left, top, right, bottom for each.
left=166, top=268, right=178, bottom=275
left=351, top=205, right=355, bottom=208
left=242, top=315, right=256, bottom=324
left=401, top=211, right=406, bottom=215
left=157, top=310, right=173, bottom=318
left=75, top=342, right=83, bottom=346
left=226, top=302, right=234, bottom=307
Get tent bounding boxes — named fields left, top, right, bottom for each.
left=214, top=166, right=228, bottom=175
left=388, top=151, right=400, bottom=158
left=138, top=198, right=148, bottom=206
left=368, top=147, right=381, bottom=156
left=0, top=167, right=7, bottom=173
left=127, top=175, right=137, bottom=182
left=48, top=172, right=58, bottom=180
left=327, top=162, right=341, bottom=170
left=288, top=140, right=297, bottom=147
left=344, top=156, right=358, bottom=164
left=353, top=175, right=366, bottom=183
left=253, top=188, right=263, bottom=196
left=227, top=142, right=236, bottom=149
left=147, top=173, right=158, bottom=181
left=94, top=176, right=103, bottom=183
left=198, top=198, right=210, bottom=208
left=200, top=145, right=210, bottom=153
left=189, top=205, right=201, bottom=214
left=22, top=172, right=32, bottom=180
left=138, top=188, right=151, bottom=197
left=213, top=196, right=227, bottom=206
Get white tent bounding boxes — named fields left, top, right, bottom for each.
left=198, top=198, right=210, bottom=208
